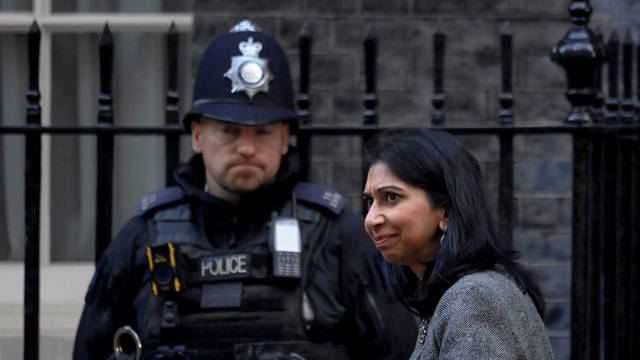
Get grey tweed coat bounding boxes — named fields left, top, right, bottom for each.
left=409, top=270, right=554, bottom=360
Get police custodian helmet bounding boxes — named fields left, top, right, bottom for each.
left=183, top=20, right=298, bottom=131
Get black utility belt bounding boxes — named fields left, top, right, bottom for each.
left=137, top=340, right=351, bottom=360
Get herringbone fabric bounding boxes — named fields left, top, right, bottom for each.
left=410, top=271, right=554, bottom=360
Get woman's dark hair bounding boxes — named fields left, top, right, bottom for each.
left=365, top=129, right=545, bottom=317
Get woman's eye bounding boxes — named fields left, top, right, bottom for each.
left=362, top=196, right=373, bottom=209
left=384, top=193, right=399, bottom=202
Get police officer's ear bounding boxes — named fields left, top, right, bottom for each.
left=191, top=119, right=204, bottom=154
left=278, top=121, right=290, bottom=156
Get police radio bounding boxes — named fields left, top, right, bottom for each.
left=146, top=242, right=185, bottom=296
left=270, top=218, right=302, bottom=278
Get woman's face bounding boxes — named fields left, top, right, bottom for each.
left=363, top=162, right=447, bottom=277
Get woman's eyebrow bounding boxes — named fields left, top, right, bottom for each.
left=375, top=185, right=403, bottom=192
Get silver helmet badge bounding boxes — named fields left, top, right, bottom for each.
left=229, top=20, right=261, bottom=33
left=224, top=36, right=273, bottom=99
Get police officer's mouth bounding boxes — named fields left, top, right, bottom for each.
left=228, top=162, right=263, bottom=170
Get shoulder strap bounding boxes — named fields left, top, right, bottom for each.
left=293, top=182, right=345, bottom=216
left=137, top=186, right=185, bottom=217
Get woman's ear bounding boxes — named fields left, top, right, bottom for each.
left=438, top=215, right=448, bottom=232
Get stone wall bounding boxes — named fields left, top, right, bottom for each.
left=191, top=1, right=639, bottom=359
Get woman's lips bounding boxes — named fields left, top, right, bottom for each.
left=373, top=234, right=395, bottom=250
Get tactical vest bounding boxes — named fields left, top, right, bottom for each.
left=132, top=184, right=351, bottom=360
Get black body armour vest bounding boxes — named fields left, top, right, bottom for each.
left=132, top=184, right=350, bottom=360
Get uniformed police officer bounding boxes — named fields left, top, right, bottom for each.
left=73, top=20, right=417, bottom=360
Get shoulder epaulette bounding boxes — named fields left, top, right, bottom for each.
left=137, top=187, right=185, bottom=216
left=293, top=182, right=345, bottom=216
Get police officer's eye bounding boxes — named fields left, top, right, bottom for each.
left=214, top=126, right=241, bottom=143
left=221, top=127, right=238, bottom=134
left=256, top=127, right=272, bottom=136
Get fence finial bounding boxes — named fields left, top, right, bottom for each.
left=99, top=22, right=114, bottom=117
left=298, top=22, right=312, bottom=124
left=621, top=29, right=634, bottom=122
left=27, top=20, right=41, bottom=124
left=499, top=22, right=514, bottom=124
left=431, top=29, right=445, bottom=125
left=363, top=27, right=378, bottom=125
left=165, top=21, right=180, bottom=186
left=550, top=0, right=606, bottom=124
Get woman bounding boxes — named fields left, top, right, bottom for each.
left=362, top=129, right=553, bottom=359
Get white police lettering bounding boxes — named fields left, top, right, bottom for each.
left=201, top=254, right=249, bottom=278
left=141, top=193, right=157, bottom=211
left=322, top=191, right=342, bottom=209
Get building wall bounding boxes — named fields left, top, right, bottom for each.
left=2, top=0, right=638, bottom=358
left=189, top=1, right=640, bottom=359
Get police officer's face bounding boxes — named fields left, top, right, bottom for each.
left=363, top=162, right=447, bottom=279
left=191, top=117, right=289, bottom=202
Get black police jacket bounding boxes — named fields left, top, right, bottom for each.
left=73, top=152, right=417, bottom=360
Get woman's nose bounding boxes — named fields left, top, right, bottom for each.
left=364, top=204, right=384, bottom=230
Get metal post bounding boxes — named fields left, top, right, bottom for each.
left=297, top=23, right=311, bottom=125
left=498, top=22, right=514, bottom=244
left=362, top=27, right=378, bottom=215
left=602, top=135, right=617, bottom=359
left=629, top=133, right=640, bottom=360
left=297, top=23, right=312, bottom=181
left=621, top=30, right=634, bottom=123
left=587, top=133, right=605, bottom=359
left=24, top=20, right=41, bottom=360
left=591, top=29, right=605, bottom=121
left=614, top=137, right=631, bottom=358
left=499, top=22, right=514, bottom=124
left=363, top=28, right=378, bottom=126
left=636, top=38, right=640, bottom=122
left=498, top=134, right=513, bottom=244
left=96, top=23, right=114, bottom=263
left=165, top=22, right=180, bottom=186
left=571, top=131, right=592, bottom=360
left=432, top=30, right=445, bottom=125
left=605, top=31, right=620, bottom=122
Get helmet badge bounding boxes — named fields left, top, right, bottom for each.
left=229, top=20, right=260, bottom=33
left=224, top=37, right=274, bottom=99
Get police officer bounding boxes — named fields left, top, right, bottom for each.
left=73, top=20, right=417, bottom=360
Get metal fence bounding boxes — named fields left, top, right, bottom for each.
left=1, top=1, right=639, bottom=359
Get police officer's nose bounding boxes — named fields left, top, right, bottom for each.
left=235, top=131, right=257, bottom=157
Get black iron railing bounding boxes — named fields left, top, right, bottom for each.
left=2, top=1, right=640, bottom=359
